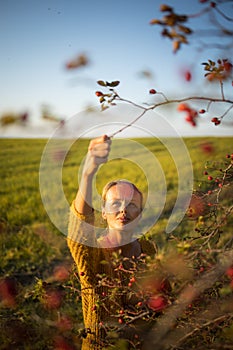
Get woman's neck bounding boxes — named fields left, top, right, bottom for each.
left=106, top=228, right=133, bottom=246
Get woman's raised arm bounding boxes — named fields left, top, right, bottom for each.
left=74, top=135, right=111, bottom=215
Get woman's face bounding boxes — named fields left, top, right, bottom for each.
left=102, top=182, right=142, bottom=231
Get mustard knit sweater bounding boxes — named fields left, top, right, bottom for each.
left=67, top=201, right=156, bottom=350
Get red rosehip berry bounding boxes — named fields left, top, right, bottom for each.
left=80, top=271, right=85, bottom=276
left=130, top=277, right=136, bottom=283
left=95, top=91, right=103, bottom=97
left=207, top=176, right=213, bottom=181
left=137, top=301, right=143, bottom=307
left=199, top=109, right=206, bottom=114
left=149, top=89, right=156, bottom=94
left=118, top=317, right=124, bottom=324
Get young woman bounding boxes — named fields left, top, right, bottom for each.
left=67, top=135, right=156, bottom=350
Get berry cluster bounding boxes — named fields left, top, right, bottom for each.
left=95, top=80, right=120, bottom=111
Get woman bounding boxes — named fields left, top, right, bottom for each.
left=67, top=135, right=157, bottom=350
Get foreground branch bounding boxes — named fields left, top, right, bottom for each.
left=142, top=248, right=233, bottom=350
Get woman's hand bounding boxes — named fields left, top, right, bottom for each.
left=83, top=135, right=111, bottom=176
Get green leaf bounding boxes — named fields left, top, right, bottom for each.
left=100, top=260, right=109, bottom=265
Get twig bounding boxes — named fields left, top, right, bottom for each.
left=174, top=314, right=233, bottom=348
left=108, top=94, right=233, bottom=138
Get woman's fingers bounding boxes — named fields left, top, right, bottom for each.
left=88, top=135, right=111, bottom=151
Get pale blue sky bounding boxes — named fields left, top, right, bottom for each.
left=1, top=0, right=233, bottom=137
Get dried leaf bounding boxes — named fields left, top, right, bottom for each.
left=97, top=80, right=107, bottom=87
left=108, top=81, right=120, bottom=87
left=160, top=4, right=173, bottom=12
left=173, top=40, right=180, bottom=53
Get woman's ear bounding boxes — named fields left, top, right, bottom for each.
left=102, top=208, right=107, bottom=220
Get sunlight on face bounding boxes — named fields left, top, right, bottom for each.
left=102, top=182, right=142, bottom=232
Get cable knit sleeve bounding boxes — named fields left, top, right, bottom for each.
left=67, top=201, right=100, bottom=286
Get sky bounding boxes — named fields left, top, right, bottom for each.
left=1, top=0, right=233, bottom=138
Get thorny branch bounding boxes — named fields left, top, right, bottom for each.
left=142, top=248, right=233, bottom=350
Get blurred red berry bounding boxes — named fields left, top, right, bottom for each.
left=147, top=295, right=167, bottom=311
left=54, top=335, right=75, bottom=350
left=226, top=266, right=233, bottom=279
left=56, top=315, right=73, bottom=331
left=53, top=265, right=70, bottom=282
left=177, top=103, right=190, bottom=111
left=200, top=142, right=214, bottom=154
left=185, top=114, right=193, bottom=122
left=0, top=277, right=18, bottom=308
left=184, top=70, right=192, bottom=81
left=44, top=288, right=63, bottom=310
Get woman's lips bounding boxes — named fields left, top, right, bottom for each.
left=117, top=216, right=129, bottom=223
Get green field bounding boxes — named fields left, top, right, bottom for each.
left=0, top=137, right=233, bottom=349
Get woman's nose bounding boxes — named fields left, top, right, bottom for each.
left=119, top=201, right=127, bottom=213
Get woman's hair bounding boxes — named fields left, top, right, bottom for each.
left=101, top=179, right=143, bottom=210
